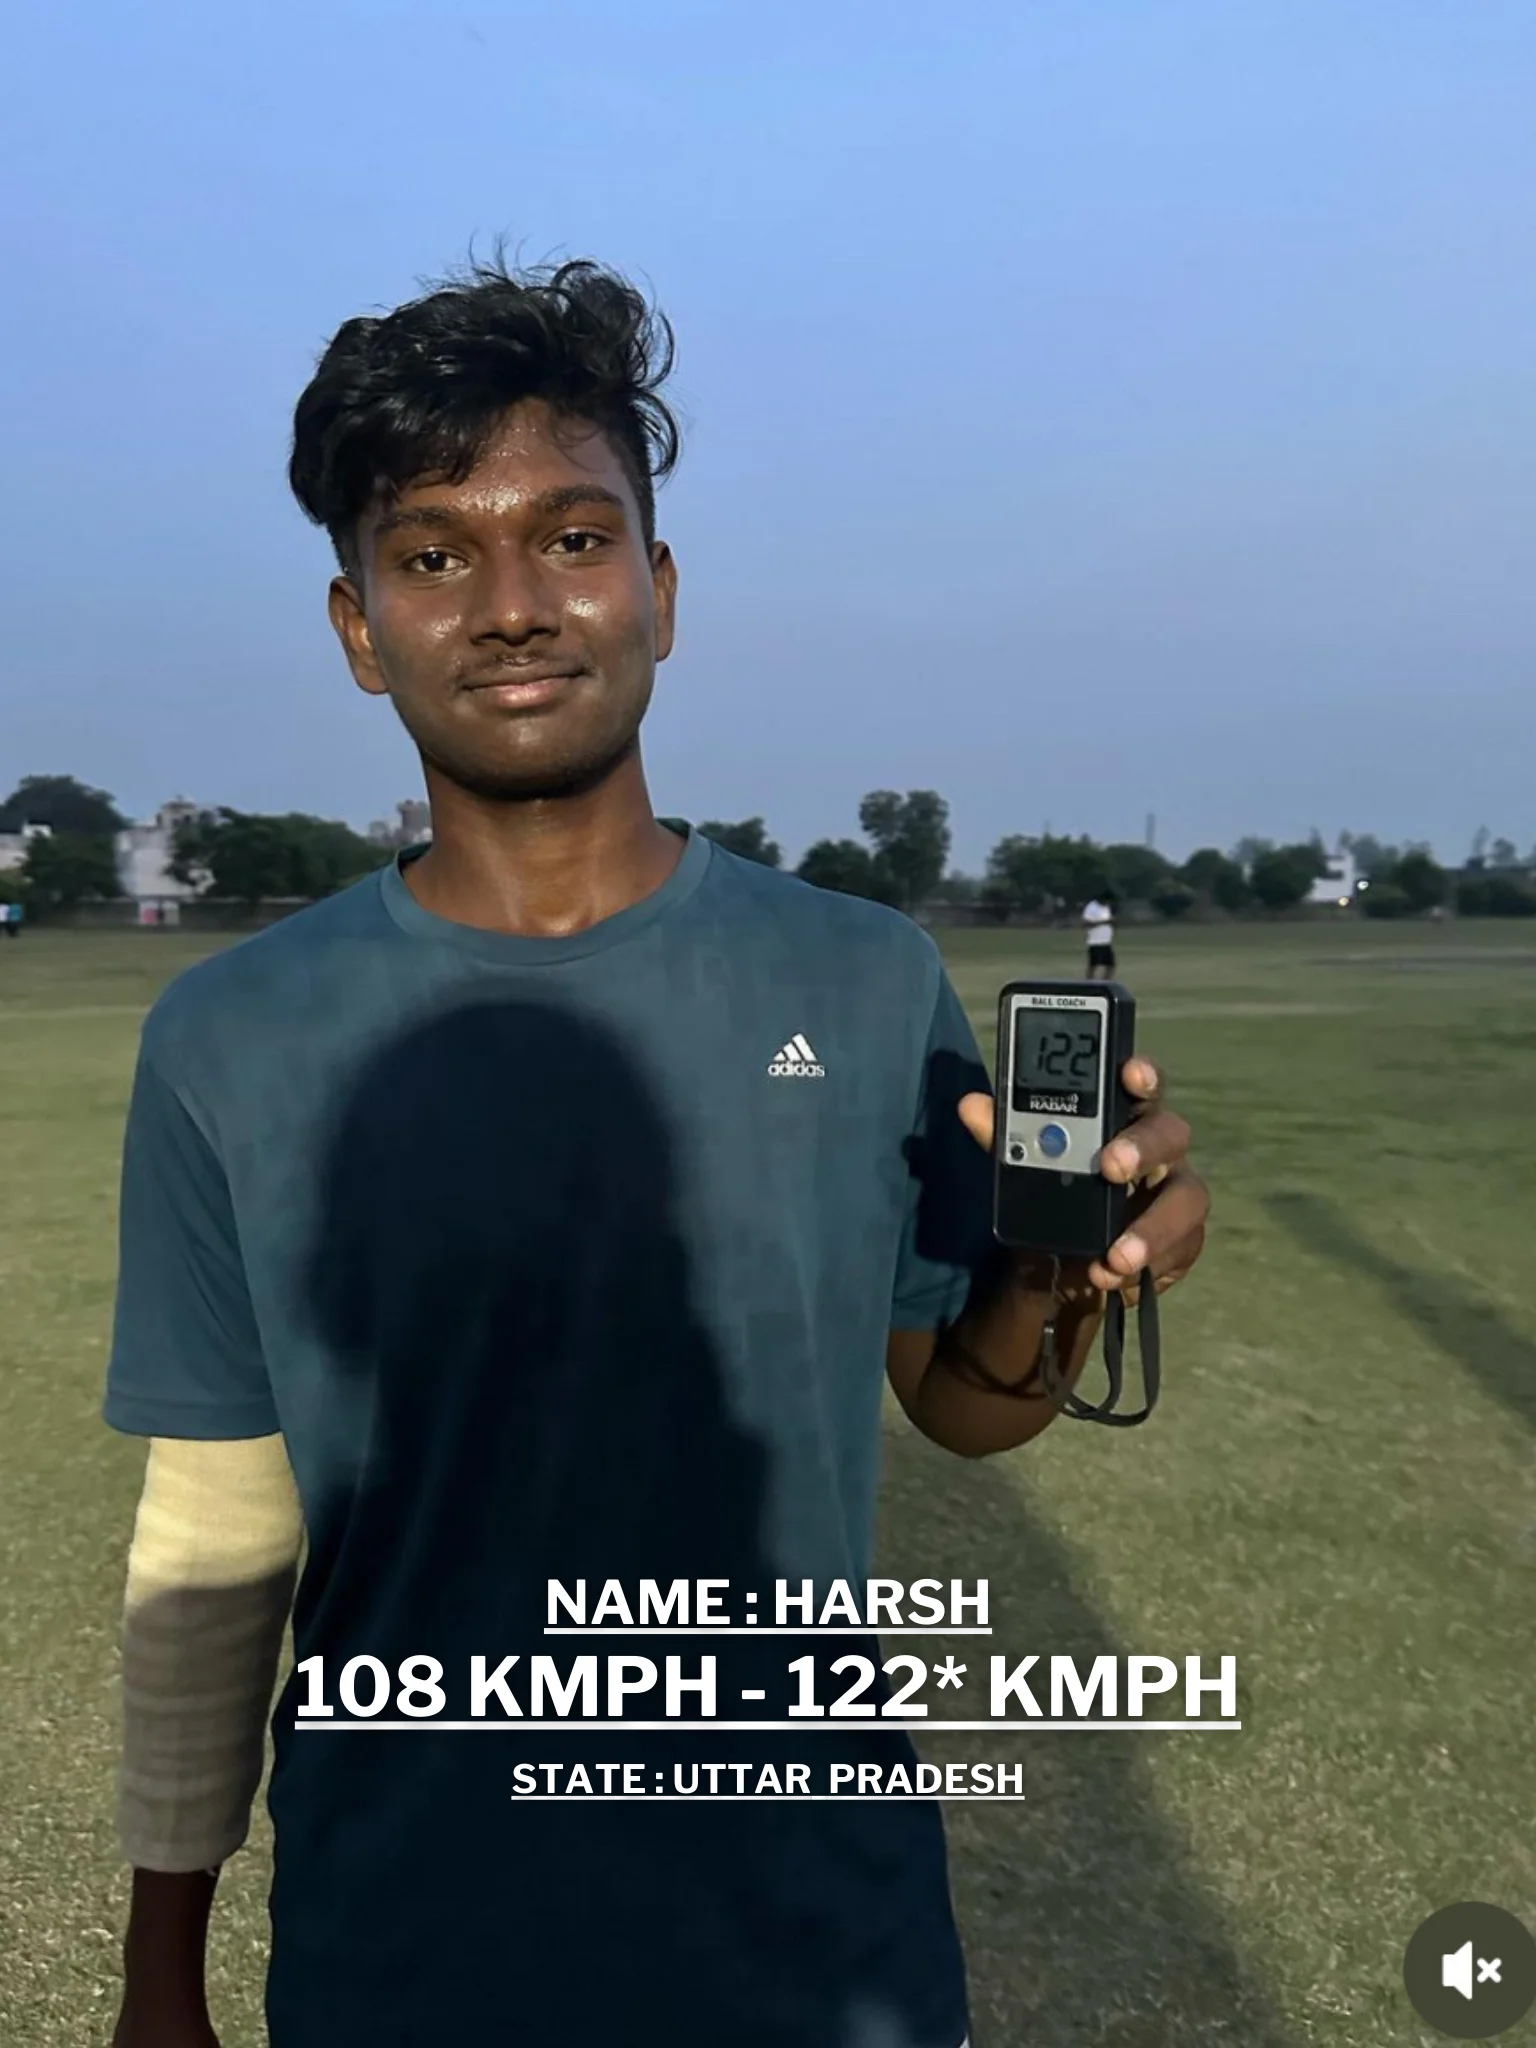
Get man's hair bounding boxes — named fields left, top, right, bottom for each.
left=288, top=253, right=681, bottom=573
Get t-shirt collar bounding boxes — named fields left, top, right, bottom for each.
left=377, top=818, right=712, bottom=965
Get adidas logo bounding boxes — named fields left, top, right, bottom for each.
left=768, top=1033, right=825, bottom=1079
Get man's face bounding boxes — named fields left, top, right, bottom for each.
left=330, top=402, right=676, bottom=802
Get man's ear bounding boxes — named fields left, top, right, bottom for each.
left=651, top=541, right=678, bottom=664
left=328, top=576, right=390, bottom=699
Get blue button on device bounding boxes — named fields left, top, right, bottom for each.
left=1038, top=1123, right=1070, bottom=1160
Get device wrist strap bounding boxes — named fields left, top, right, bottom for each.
left=1039, top=1265, right=1161, bottom=1426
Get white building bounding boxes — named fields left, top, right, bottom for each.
left=0, top=822, right=50, bottom=872
left=366, top=799, right=432, bottom=848
left=115, top=799, right=208, bottom=925
left=1307, top=843, right=1359, bottom=908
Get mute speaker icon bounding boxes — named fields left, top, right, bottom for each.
left=1443, top=1940, right=1501, bottom=2001
left=1405, top=1903, right=1535, bottom=2035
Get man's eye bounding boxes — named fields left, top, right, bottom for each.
left=407, top=548, right=458, bottom=574
left=553, top=530, right=607, bottom=555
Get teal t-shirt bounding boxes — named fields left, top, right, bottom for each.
left=106, top=825, right=994, bottom=2048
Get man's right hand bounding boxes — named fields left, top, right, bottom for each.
left=113, top=1868, right=223, bottom=2048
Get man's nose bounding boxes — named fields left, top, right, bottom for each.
left=468, top=546, right=561, bottom=642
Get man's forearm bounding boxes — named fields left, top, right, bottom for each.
left=914, top=1257, right=1105, bottom=1456
left=118, top=1434, right=301, bottom=1870
left=112, top=1434, right=302, bottom=2042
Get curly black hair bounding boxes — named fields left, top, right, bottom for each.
left=289, top=254, right=681, bottom=573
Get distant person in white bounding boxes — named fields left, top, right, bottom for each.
left=1082, top=895, right=1116, bottom=980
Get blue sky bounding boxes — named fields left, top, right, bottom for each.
left=2, top=0, right=1532, bottom=869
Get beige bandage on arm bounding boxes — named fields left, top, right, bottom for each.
left=119, top=1433, right=304, bottom=1872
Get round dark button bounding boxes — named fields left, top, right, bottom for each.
left=1038, top=1123, right=1070, bottom=1160
left=1403, top=1903, right=1536, bottom=2037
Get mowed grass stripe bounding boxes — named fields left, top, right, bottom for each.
left=0, top=1004, right=159, bottom=1022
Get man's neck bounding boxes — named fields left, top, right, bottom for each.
left=403, top=756, right=684, bottom=938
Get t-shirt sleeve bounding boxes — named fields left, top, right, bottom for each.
left=104, top=1048, right=279, bottom=1439
left=889, top=965, right=997, bottom=1331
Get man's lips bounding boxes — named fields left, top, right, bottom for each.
left=462, top=664, right=585, bottom=706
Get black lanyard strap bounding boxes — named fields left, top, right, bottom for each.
left=1040, top=1272, right=1161, bottom=1427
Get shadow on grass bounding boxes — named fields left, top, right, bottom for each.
left=1263, top=1190, right=1536, bottom=1435
left=878, top=1427, right=1295, bottom=2048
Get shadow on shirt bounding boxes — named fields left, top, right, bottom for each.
left=272, top=995, right=968, bottom=2048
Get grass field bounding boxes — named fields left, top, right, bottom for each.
left=2, top=918, right=1534, bottom=2046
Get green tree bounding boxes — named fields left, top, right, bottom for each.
left=1456, top=873, right=1536, bottom=917
left=171, top=810, right=389, bottom=905
left=797, top=838, right=897, bottom=902
left=1151, top=883, right=1196, bottom=919
left=1339, top=833, right=1400, bottom=881
left=935, top=871, right=981, bottom=906
left=978, top=877, right=1016, bottom=923
left=1180, top=847, right=1251, bottom=911
left=984, top=833, right=1109, bottom=917
left=1101, top=843, right=1173, bottom=903
left=168, top=812, right=217, bottom=890
left=21, top=831, right=124, bottom=908
left=1391, top=850, right=1448, bottom=913
left=1230, top=836, right=1274, bottom=873
left=173, top=813, right=289, bottom=905
left=857, top=790, right=951, bottom=911
left=282, top=813, right=393, bottom=892
left=1361, top=882, right=1413, bottom=920
left=0, top=774, right=125, bottom=839
left=983, top=838, right=1049, bottom=917
left=1489, top=837, right=1520, bottom=871
left=698, top=818, right=782, bottom=867
left=1248, top=843, right=1328, bottom=911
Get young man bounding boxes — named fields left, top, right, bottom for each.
left=104, top=258, right=1208, bottom=2048
left=1082, top=892, right=1116, bottom=979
